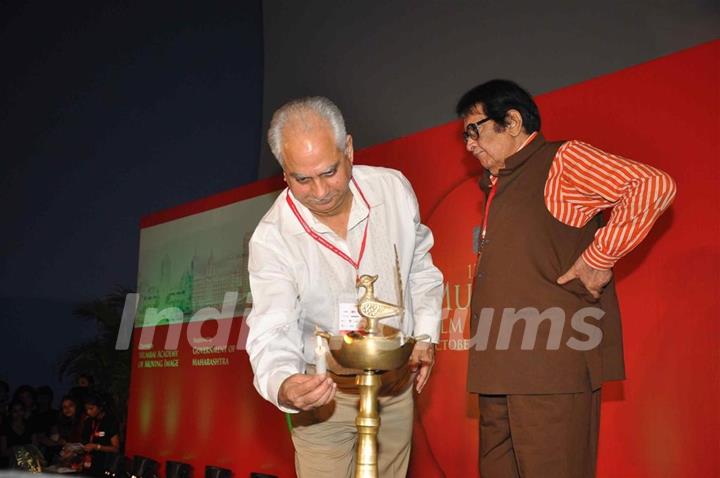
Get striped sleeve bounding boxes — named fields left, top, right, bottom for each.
left=545, top=140, right=677, bottom=270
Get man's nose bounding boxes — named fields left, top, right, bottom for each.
left=465, top=138, right=476, bottom=152
left=311, top=179, right=328, bottom=198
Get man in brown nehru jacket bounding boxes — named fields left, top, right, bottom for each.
left=456, top=79, right=676, bottom=478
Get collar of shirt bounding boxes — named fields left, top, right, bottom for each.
left=280, top=173, right=381, bottom=236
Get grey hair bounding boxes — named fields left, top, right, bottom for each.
left=267, top=96, right=347, bottom=166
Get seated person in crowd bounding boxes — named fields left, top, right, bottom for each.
left=33, top=386, right=58, bottom=434
left=80, top=392, right=119, bottom=476
left=0, top=401, right=37, bottom=468
left=57, top=395, right=86, bottom=444
left=33, top=386, right=59, bottom=462
left=44, top=395, right=86, bottom=467
left=11, top=385, right=36, bottom=421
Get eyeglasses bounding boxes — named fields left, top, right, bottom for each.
left=463, top=117, right=493, bottom=142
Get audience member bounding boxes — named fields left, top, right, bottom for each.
left=57, top=396, right=85, bottom=444
left=33, top=387, right=58, bottom=437
left=11, top=385, right=36, bottom=421
left=47, top=396, right=87, bottom=469
left=81, top=392, right=119, bottom=476
left=0, top=400, right=37, bottom=467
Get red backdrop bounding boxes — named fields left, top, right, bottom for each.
left=126, top=40, right=719, bottom=477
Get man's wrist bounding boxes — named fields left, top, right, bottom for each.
left=270, top=369, right=301, bottom=413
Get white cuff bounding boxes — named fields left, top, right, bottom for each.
left=267, top=367, right=301, bottom=414
left=412, top=315, right=442, bottom=343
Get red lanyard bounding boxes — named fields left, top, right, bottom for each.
left=286, top=178, right=370, bottom=271
left=474, top=178, right=498, bottom=278
left=481, top=179, right=498, bottom=241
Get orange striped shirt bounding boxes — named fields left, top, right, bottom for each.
left=543, top=139, right=677, bottom=270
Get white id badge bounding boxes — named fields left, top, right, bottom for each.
left=338, top=293, right=362, bottom=332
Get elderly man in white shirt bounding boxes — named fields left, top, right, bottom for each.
left=245, top=96, right=443, bottom=477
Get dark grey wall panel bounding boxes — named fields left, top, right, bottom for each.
left=0, top=1, right=264, bottom=393
left=260, top=0, right=719, bottom=178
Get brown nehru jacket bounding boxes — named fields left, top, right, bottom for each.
left=468, top=134, right=625, bottom=395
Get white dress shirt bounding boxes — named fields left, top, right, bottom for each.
left=245, top=165, right=444, bottom=412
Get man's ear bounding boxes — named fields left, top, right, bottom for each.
left=345, top=134, right=354, bottom=163
left=505, top=109, right=525, bottom=136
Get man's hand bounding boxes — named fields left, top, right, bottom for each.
left=278, top=373, right=336, bottom=411
left=409, top=341, right=435, bottom=394
left=557, top=256, right=612, bottom=299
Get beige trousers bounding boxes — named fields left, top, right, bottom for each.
left=290, top=377, right=414, bottom=478
left=479, top=389, right=601, bottom=478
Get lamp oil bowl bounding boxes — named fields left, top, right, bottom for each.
left=316, top=329, right=428, bottom=371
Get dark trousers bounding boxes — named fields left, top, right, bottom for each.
left=478, top=389, right=601, bottom=478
